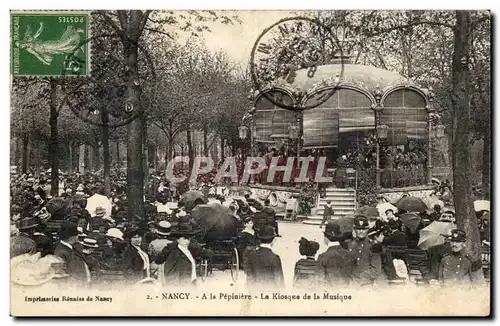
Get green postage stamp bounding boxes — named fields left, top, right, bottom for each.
left=11, top=11, right=90, bottom=76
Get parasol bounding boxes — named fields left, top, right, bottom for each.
left=474, top=200, right=490, bottom=212
left=356, top=206, right=379, bottom=218
left=417, top=221, right=455, bottom=250
left=85, top=194, right=112, bottom=219
left=396, top=196, right=428, bottom=213
left=190, top=202, right=240, bottom=241
left=179, top=191, right=208, bottom=212
left=399, top=213, right=422, bottom=233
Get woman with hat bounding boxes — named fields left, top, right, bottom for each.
left=293, top=237, right=320, bottom=291
left=154, top=223, right=202, bottom=288
left=122, top=227, right=151, bottom=283
left=244, top=225, right=284, bottom=293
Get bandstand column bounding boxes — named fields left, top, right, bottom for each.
left=426, top=87, right=435, bottom=186
left=372, top=86, right=384, bottom=188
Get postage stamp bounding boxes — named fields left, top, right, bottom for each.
left=11, top=11, right=91, bottom=76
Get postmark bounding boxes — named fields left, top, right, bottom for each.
left=11, top=11, right=91, bottom=77
left=62, top=31, right=156, bottom=127
left=250, top=17, right=345, bottom=110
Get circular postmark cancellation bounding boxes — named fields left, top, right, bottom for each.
left=61, top=31, right=156, bottom=128
left=250, top=17, right=345, bottom=111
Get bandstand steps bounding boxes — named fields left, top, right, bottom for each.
left=304, top=187, right=357, bottom=225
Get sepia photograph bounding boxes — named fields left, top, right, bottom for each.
left=8, top=9, right=491, bottom=316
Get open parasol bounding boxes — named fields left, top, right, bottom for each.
left=356, top=206, right=379, bottom=218
left=85, top=194, right=112, bottom=219
left=190, top=202, right=240, bottom=241
left=399, top=212, right=422, bottom=233
left=396, top=196, right=428, bottom=213
left=417, top=221, right=455, bottom=250
left=179, top=190, right=208, bottom=212
left=474, top=200, right=490, bottom=212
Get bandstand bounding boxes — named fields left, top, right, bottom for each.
left=241, top=63, right=448, bottom=220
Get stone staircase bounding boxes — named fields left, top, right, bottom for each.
left=302, top=187, right=357, bottom=225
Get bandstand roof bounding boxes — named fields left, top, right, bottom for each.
left=252, top=64, right=430, bottom=148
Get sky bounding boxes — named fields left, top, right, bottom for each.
left=176, top=10, right=296, bottom=67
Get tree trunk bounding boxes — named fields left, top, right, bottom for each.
left=102, top=111, right=111, bottom=197
left=186, top=125, right=194, bottom=181
left=142, top=113, right=149, bottom=190
left=203, top=127, right=208, bottom=156
left=22, top=134, right=30, bottom=174
left=220, top=136, right=224, bottom=161
left=68, top=141, right=73, bottom=175
left=481, top=128, right=490, bottom=199
left=116, top=140, right=120, bottom=166
left=124, top=11, right=145, bottom=220
left=49, top=80, right=59, bottom=196
left=451, top=11, right=482, bottom=263
left=88, top=145, right=94, bottom=173
left=79, top=144, right=85, bottom=174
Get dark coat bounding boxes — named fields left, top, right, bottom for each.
left=316, top=245, right=353, bottom=288
left=53, top=242, right=90, bottom=285
left=237, top=230, right=260, bottom=269
left=245, top=246, right=284, bottom=292
left=383, top=230, right=408, bottom=247
left=156, top=243, right=197, bottom=287
left=347, top=238, right=382, bottom=286
left=32, top=232, right=53, bottom=257
left=122, top=244, right=148, bottom=283
left=293, top=257, right=319, bottom=290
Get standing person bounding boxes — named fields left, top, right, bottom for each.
left=154, top=223, right=201, bottom=288
left=237, top=217, right=259, bottom=272
left=293, top=238, right=320, bottom=291
left=263, top=199, right=280, bottom=237
left=438, top=229, right=482, bottom=285
left=148, top=221, right=173, bottom=279
left=122, top=227, right=150, bottom=284
left=54, top=222, right=92, bottom=286
left=244, top=225, right=284, bottom=293
left=320, top=201, right=334, bottom=229
left=316, top=221, right=353, bottom=289
left=347, top=215, right=382, bottom=287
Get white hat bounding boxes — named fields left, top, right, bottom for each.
left=156, top=221, right=172, bottom=236
left=79, top=238, right=98, bottom=248
left=177, top=210, right=187, bottom=217
left=157, top=205, right=172, bottom=214
left=106, top=228, right=123, bottom=240
left=342, top=155, right=347, bottom=160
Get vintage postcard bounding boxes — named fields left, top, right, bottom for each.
left=9, top=9, right=491, bottom=316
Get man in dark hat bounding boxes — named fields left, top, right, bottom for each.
left=346, top=215, right=382, bottom=286
left=438, top=229, right=482, bottom=285
left=244, top=225, right=284, bottom=293
left=316, top=221, right=353, bottom=288
left=54, top=221, right=92, bottom=286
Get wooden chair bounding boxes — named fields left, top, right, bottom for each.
left=481, top=245, right=491, bottom=281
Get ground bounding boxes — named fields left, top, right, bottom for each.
left=198, top=221, right=326, bottom=293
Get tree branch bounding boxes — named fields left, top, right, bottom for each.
left=138, top=10, right=153, bottom=33
left=143, top=27, right=174, bottom=40
left=365, top=20, right=454, bottom=39
left=97, top=11, right=125, bottom=40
